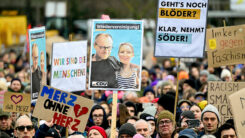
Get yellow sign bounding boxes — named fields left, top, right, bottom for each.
left=209, top=39, right=217, bottom=50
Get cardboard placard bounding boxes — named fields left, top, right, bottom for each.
left=206, top=25, right=245, bottom=67
left=51, top=41, right=87, bottom=92
left=3, top=92, right=31, bottom=114
left=29, top=27, right=47, bottom=101
left=89, top=20, right=143, bottom=91
left=208, top=81, right=245, bottom=125
left=155, top=0, right=208, bottom=57
left=229, top=88, right=245, bottom=138
left=32, top=85, right=94, bottom=132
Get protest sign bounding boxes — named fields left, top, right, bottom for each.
left=51, top=41, right=87, bottom=92
left=32, top=85, right=94, bottom=132
left=208, top=81, right=245, bottom=125
left=206, top=25, right=245, bottom=67
left=29, top=27, right=46, bottom=101
left=89, top=20, right=143, bottom=91
left=155, top=0, right=208, bottom=57
left=3, top=92, right=31, bottom=114
left=229, top=88, right=245, bottom=138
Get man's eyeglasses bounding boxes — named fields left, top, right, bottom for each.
left=159, top=120, right=172, bottom=126
left=16, top=125, right=34, bottom=132
left=95, top=43, right=112, bottom=50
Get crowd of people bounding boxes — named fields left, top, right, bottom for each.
left=0, top=42, right=245, bottom=138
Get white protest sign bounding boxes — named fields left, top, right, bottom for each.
left=51, top=41, right=87, bottom=92
left=155, top=0, right=208, bottom=57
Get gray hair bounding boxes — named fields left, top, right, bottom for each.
left=134, top=119, right=151, bottom=132
left=123, top=91, right=138, bottom=101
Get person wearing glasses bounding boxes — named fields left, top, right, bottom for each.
left=31, top=43, right=42, bottom=100
left=14, top=115, right=35, bottom=138
left=156, top=110, right=176, bottom=138
left=90, top=33, right=121, bottom=88
left=117, top=43, right=140, bottom=89
left=87, top=105, right=109, bottom=129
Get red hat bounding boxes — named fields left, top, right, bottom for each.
left=88, top=126, right=107, bottom=138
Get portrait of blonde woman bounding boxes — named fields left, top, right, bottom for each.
left=117, top=42, right=140, bottom=89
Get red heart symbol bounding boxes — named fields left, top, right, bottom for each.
left=74, top=104, right=88, bottom=118
left=11, top=95, right=23, bottom=104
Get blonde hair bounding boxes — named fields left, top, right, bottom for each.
left=118, top=42, right=134, bottom=54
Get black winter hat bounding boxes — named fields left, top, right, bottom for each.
left=140, top=113, right=155, bottom=122
left=119, top=123, right=136, bottom=137
left=157, top=94, right=175, bottom=113
left=45, top=128, right=61, bottom=138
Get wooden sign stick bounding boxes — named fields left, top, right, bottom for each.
left=174, top=58, right=180, bottom=120
left=110, top=91, right=118, bottom=138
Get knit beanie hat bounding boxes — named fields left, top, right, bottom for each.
left=221, top=69, right=231, bottom=79
left=140, top=113, right=155, bottom=122
left=143, top=86, right=155, bottom=96
left=157, top=110, right=175, bottom=126
left=88, top=126, right=107, bottom=138
left=201, top=104, right=220, bottom=122
left=119, top=123, right=136, bottom=137
left=157, top=94, right=175, bottom=113
left=200, top=70, right=209, bottom=77
left=179, top=128, right=197, bottom=138
left=198, top=100, right=207, bottom=110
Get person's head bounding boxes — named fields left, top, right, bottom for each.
left=32, top=43, right=39, bottom=70
left=190, top=104, right=202, bottom=120
left=126, top=116, right=139, bottom=125
left=201, top=104, right=220, bottom=134
left=94, top=33, right=113, bottom=60
left=0, top=109, right=10, bottom=131
left=40, top=51, right=45, bottom=72
left=14, top=115, right=35, bottom=138
left=179, top=111, right=195, bottom=129
left=139, top=113, right=156, bottom=136
left=216, top=123, right=237, bottom=138
left=10, top=78, right=22, bottom=92
left=119, top=123, right=137, bottom=138
left=134, top=119, right=151, bottom=138
left=91, top=105, right=106, bottom=127
left=123, top=91, right=138, bottom=103
left=88, top=126, right=107, bottom=138
left=156, top=81, right=173, bottom=96
left=221, top=69, right=232, bottom=82
left=118, top=43, right=134, bottom=65
left=199, top=70, right=209, bottom=84
left=178, top=128, right=197, bottom=138
left=141, top=70, right=149, bottom=84
left=183, top=79, right=195, bottom=92
left=143, top=86, right=155, bottom=102
left=125, top=101, right=137, bottom=117
left=157, top=110, right=175, bottom=137
left=100, top=102, right=110, bottom=116
left=157, top=94, right=175, bottom=115
left=195, top=92, right=205, bottom=104
left=178, top=99, right=192, bottom=112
